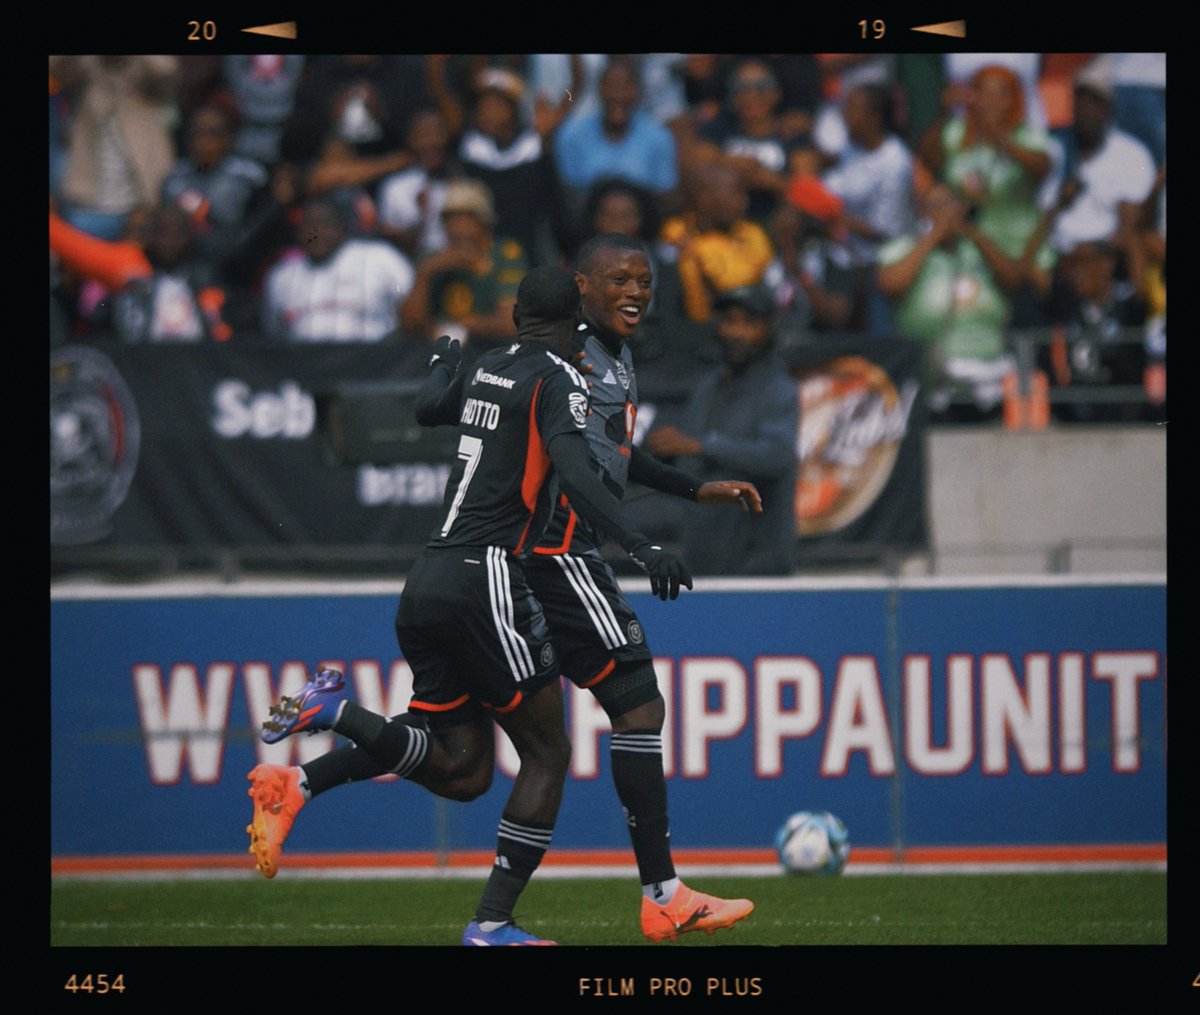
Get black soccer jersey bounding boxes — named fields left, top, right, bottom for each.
left=423, top=341, right=590, bottom=555
left=535, top=322, right=638, bottom=556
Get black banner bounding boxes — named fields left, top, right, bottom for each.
left=50, top=342, right=457, bottom=558
left=788, top=338, right=928, bottom=557
left=50, top=338, right=927, bottom=571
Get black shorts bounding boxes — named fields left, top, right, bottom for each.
left=524, top=551, right=653, bottom=688
left=396, top=547, right=559, bottom=726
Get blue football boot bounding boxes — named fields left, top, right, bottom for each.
left=260, top=667, right=347, bottom=744
left=461, top=919, right=557, bottom=946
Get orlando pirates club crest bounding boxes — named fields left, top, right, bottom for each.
left=50, top=345, right=141, bottom=545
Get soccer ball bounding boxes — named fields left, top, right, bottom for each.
left=775, top=811, right=851, bottom=875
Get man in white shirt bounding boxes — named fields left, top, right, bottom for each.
left=262, top=196, right=414, bottom=342
left=1050, top=68, right=1156, bottom=258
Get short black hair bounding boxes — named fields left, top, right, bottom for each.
left=583, top=177, right=661, bottom=242
left=573, top=232, right=647, bottom=275
left=516, top=265, right=581, bottom=320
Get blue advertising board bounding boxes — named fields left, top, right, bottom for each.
left=50, top=578, right=1166, bottom=860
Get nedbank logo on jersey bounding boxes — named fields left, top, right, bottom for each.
left=473, top=368, right=516, bottom=390
left=50, top=345, right=141, bottom=546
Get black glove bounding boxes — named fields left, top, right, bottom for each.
left=428, top=334, right=463, bottom=374
left=625, top=538, right=693, bottom=601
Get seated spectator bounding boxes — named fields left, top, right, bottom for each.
left=160, top=93, right=271, bottom=271
left=877, top=184, right=1024, bottom=421
left=553, top=56, right=678, bottom=230
left=377, top=106, right=462, bottom=261
left=821, top=83, right=916, bottom=336
left=260, top=195, right=414, bottom=342
left=699, top=56, right=815, bottom=225
left=659, top=161, right=775, bottom=324
left=768, top=177, right=857, bottom=342
left=49, top=204, right=239, bottom=342
left=457, top=67, right=571, bottom=265
left=1049, top=63, right=1157, bottom=288
left=110, top=203, right=237, bottom=342
left=399, top=179, right=525, bottom=361
left=643, top=284, right=798, bottom=575
left=1040, top=240, right=1151, bottom=423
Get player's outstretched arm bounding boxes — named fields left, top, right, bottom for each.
left=549, top=432, right=693, bottom=601
left=629, top=445, right=762, bottom=512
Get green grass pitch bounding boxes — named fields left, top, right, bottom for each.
left=52, top=871, right=1165, bottom=947
left=52, top=870, right=1187, bottom=1007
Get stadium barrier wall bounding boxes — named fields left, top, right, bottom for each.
left=50, top=575, right=1165, bottom=870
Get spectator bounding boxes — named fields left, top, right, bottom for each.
left=768, top=176, right=857, bottom=341
left=49, top=55, right=180, bottom=241
left=810, top=54, right=898, bottom=162
left=919, top=64, right=1054, bottom=262
left=699, top=57, right=814, bottom=225
left=110, top=203, right=237, bottom=343
left=942, top=53, right=1048, bottom=132
left=1050, top=62, right=1157, bottom=287
left=659, top=161, right=775, bottom=324
left=399, top=179, right=526, bottom=360
left=644, top=284, right=798, bottom=575
left=553, top=56, right=679, bottom=229
left=920, top=63, right=1058, bottom=328
left=457, top=66, right=570, bottom=265
left=821, top=83, right=915, bottom=335
left=160, top=93, right=271, bottom=271
left=1040, top=240, right=1152, bottom=423
left=219, top=54, right=306, bottom=171
left=376, top=107, right=462, bottom=261
left=279, top=55, right=425, bottom=208
left=261, top=195, right=414, bottom=343
left=877, top=184, right=1024, bottom=421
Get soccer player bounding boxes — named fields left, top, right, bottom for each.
left=250, top=238, right=759, bottom=942
left=524, top=233, right=759, bottom=942
left=249, top=264, right=692, bottom=946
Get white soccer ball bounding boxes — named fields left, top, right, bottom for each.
left=775, top=810, right=851, bottom=875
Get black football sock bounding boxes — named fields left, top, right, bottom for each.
left=474, top=814, right=554, bottom=925
left=333, top=703, right=430, bottom=778
left=301, top=744, right=384, bottom=796
left=611, top=730, right=676, bottom=886
left=301, top=713, right=429, bottom=795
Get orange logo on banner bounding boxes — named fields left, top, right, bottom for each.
left=794, top=356, right=915, bottom=537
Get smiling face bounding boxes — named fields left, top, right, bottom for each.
left=577, top=246, right=653, bottom=341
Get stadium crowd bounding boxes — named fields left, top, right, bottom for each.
left=50, top=52, right=1166, bottom=427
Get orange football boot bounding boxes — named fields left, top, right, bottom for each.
left=246, top=764, right=306, bottom=879
left=641, top=882, right=754, bottom=942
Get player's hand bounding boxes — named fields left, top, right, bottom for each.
left=625, top=539, right=693, bottom=601
left=428, top=334, right=463, bottom=373
left=697, top=480, right=763, bottom=513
